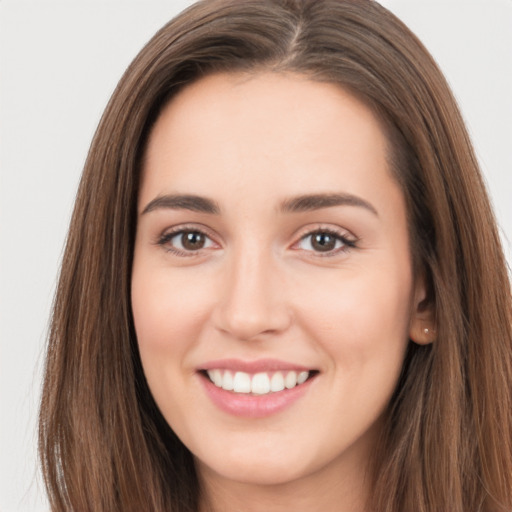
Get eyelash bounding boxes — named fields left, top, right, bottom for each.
left=156, top=225, right=218, bottom=257
left=155, top=226, right=357, bottom=257
left=293, top=228, right=357, bottom=257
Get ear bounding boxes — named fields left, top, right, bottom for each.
left=409, top=273, right=435, bottom=345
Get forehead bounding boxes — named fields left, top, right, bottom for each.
left=141, top=72, right=395, bottom=204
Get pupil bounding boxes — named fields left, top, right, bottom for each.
left=182, top=232, right=205, bottom=250
left=312, top=233, right=335, bottom=252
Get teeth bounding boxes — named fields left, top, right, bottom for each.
left=270, top=372, right=285, bottom=392
left=285, top=371, right=297, bottom=389
left=210, top=369, right=223, bottom=387
left=233, top=371, right=251, bottom=393
left=251, top=373, right=270, bottom=394
left=221, top=370, right=234, bottom=391
left=297, top=371, right=309, bottom=384
left=206, top=369, right=311, bottom=395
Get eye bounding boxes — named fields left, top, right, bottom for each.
left=295, top=229, right=356, bottom=255
left=157, top=229, right=216, bottom=255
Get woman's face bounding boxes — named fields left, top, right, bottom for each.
left=132, top=72, right=428, bottom=498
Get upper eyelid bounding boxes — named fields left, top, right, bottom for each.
left=158, top=223, right=218, bottom=240
left=293, top=224, right=357, bottom=242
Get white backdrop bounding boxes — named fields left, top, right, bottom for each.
left=1, top=1, right=511, bottom=510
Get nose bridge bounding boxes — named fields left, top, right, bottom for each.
left=214, top=240, right=290, bottom=340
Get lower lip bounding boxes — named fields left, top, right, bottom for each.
left=199, top=374, right=314, bottom=418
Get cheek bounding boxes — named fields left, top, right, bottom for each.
left=133, top=256, right=216, bottom=322
left=131, top=264, right=212, bottom=364
left=130, top=263, right=217, bottom=428
left=295, top=262, right=413, bottom=366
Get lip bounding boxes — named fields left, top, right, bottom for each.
left=199, top=358, right=312, bottom=373
left=198, top=359, right=317, bottom=418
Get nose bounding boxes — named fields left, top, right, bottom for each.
left=212, top=247, right=291, bottom=341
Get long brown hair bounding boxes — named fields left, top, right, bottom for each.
left=39, top=1, right=512, bottom=510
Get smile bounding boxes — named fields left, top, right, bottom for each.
left=206, top=369, right=311, bottom=395
left=198, top=359, right=318, bottom=417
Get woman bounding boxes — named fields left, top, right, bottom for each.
left=39, top=0, right=512, bottom=511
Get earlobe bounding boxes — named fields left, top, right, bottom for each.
left=409, top=322, right=435, bottom=345
left=409, top=274, right=435, bottom=345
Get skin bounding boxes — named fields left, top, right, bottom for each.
left=131, top=72, right=431, bottom=512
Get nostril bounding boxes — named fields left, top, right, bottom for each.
left=212, top=301, right=292, bottom=341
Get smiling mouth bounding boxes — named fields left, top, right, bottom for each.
left=202, top=369, right=318, bottom=395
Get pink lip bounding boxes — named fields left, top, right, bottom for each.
left=199, top=358, right=312, bottom=373
left=198, top=360, right=317, bottom=418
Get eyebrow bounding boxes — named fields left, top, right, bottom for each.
left=141, top=194, right=220, bottom=215
left=141, top=192, right=378, bottom=217
left=280, top=193, right=378, bottom=216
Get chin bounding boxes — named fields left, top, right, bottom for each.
left=197, top=455, right=310, bottom=487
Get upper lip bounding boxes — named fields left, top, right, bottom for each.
left=199, top=358, right=314, bottom=373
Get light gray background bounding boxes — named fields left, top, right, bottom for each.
left=1, top=1, right=511, bottom=510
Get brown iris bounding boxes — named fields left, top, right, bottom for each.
left=181, top=231, right=206, bottom=250
left=311, top=232, right=337, bottom=252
